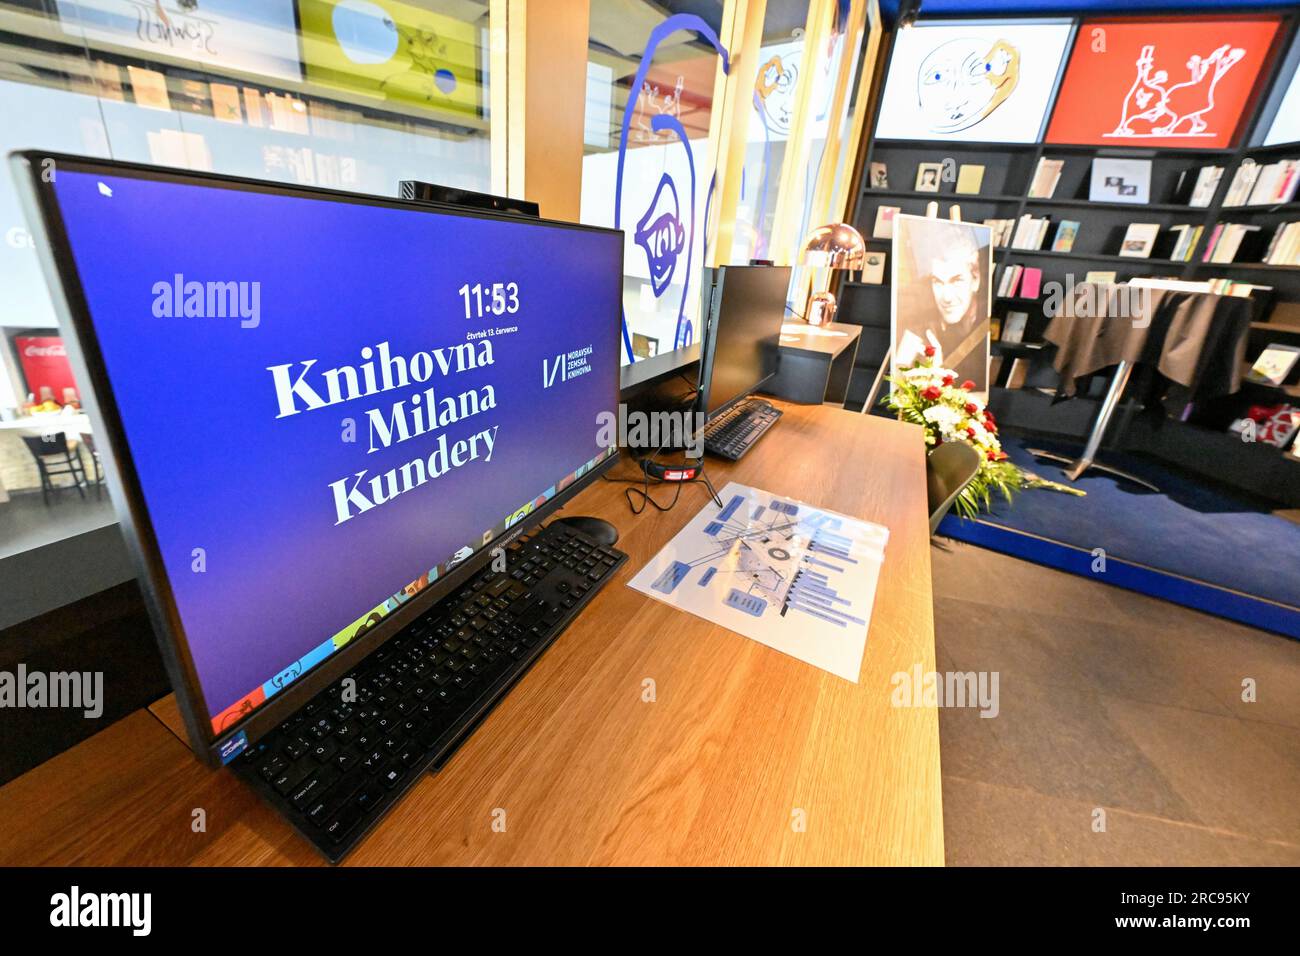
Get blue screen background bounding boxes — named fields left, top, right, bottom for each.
left=51, top=169, right=621, bottom=723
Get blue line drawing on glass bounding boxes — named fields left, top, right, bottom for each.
left=750, top=50, right=798, bottom=260
left=702, top=170, right=716, bottom=266
left=650, top=113, right=697, bottom=349
left=634, top=172, right=686, bottom=298
left=615, top=14, right=729, bottom=364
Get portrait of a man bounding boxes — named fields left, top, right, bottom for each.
left=891, top=215, right=991, bottom=395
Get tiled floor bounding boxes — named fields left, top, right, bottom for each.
left=931, top=537, right=1300, bottom=866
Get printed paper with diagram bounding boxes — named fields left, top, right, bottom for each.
left=627, top=482, right=888, bottom=681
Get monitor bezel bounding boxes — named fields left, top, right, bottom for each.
left=698, top=264, right=790, bottom=422
left=11, top=151, right=624, bottom=766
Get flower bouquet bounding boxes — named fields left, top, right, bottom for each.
left=883, top=349, right=1084, bottom=519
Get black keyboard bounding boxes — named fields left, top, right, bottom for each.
left=233, top=521, right=626, bottom=862
left=703, top=398, right=783, bottom=460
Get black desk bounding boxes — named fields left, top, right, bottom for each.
left=766, top=322, right=862, bottom=405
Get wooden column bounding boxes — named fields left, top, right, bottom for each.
left=490, top=0, right=591, bottom=221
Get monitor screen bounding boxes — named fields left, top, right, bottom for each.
left=36, top=162, right=621, bottom=739
left=874, top=19, right=1074, bottom=144
left=1046, top=15, right=1282, bottom=149
left=700, top=265, right=789, bottom=419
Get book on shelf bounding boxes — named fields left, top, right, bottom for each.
left=243, top=88, right=267, bottom=127
left=1222, top=163, right=1263, bottom=207
left=90, top=61, right=125, bottom=101
left=1247, top=344, right=1300, bottom=385
left=1204, top=223, right=1264, bottom=263
left=1201, top=277, right=1274, bottom=297
left=996, top=264, right=1043, bottom=299
left=126, top=65, right=171, bottom=111
left=1011, top=214, right=1053, bottom=250
left=1119, top=223, right=1161, bottom=258
left=1051, top=220, right=1081, bottom=253
left=210, top=83, right=244, bottom=124
left=1005, top=358, right=1031, bottom=389
left=1182, top=165, right=1224, bottom=208
left=983, top=218, right=1016, bottom=247
left=1001, top=312, right=1029, bottom=344
left=1168, top=224, right=1204, bottom=262
left=1084, top=271, right=1118, bottom=285
left=1263, top=221, right=1300, bottom=265
left=996, top=264, right=1023, bottom=298
left=869, top=162, right=889, bottom=189
left=1229, top=404, right=1300, bottom=448
left=861, top=251, right=887, bottom=284
left=1244, top=160, right=1300, bottom=206
left=1089, top=158, right=1152, bottom=204
left=1018, top=267, right=1043, bottom=299
left=1027, top=158, right=1064, bottom=199
left=955, top=164, right=985, bottom=195
left=873, top=205, right=900, bottom=239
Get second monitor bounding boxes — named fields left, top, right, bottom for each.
left=698, top=265, right=790, bottom=460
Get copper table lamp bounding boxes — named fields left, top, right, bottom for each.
left=800, top=222, right=866, bottom=326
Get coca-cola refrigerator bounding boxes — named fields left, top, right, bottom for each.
left=12, top=333, right=80, bottom=405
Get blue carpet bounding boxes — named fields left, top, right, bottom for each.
left=938, top=434, right=1300, bottom=639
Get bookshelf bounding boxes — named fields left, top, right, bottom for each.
left=843, top=132, right=1300, bottom=504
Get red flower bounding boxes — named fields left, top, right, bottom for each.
left=943, top=374, right=955, bottom=386
left=964, top=402, right=978, bottom=415
left=924, top=345, right=936, bottom=357
left=922, top=385, right=942, bottom=400
left=986, top=450, right=997, bottom=461
left=986, top=421, right=998, bottom=434
left=962, top=379, right=975, bottom=390
left=965, top=427, right=976, bottom=438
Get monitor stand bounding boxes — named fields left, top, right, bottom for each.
left=553, top=515, right=619, bottom=547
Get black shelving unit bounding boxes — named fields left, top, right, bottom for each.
left=840, top=11, right=1300, bottom=502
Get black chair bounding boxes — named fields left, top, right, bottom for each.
left=926, top=440, right=982, bottom=535
left=20, top=432, right=90, bottom=505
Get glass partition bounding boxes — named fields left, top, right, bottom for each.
left=0, top=0, right=493, bottom=620
left=579, top=2, right=727, bottom=365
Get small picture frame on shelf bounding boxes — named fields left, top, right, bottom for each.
left=861, top=251, right=887, bottom=284
left=915, top=162, right=943, bottom=192
left=873, top=205, right=901, bottom=239
left=1001, top=311, right=1029, bottom=343
left=869, top=162, right=889, bottom=189
left=1090, top=158, right=1152, bottom=205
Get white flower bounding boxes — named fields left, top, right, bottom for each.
left=923, top=404, right=962, bottom=430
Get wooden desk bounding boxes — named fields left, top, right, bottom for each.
left=0, top=403, right=941, bottom=866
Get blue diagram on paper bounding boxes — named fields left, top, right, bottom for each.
left=627, top=481, right=891, bottom=682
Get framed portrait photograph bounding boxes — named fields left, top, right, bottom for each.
left=890, top=215, right=993, bottom=397
left=915, top=162, right=944, bottom=191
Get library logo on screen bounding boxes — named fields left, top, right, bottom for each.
left=542, top=344, right=595, bottom=388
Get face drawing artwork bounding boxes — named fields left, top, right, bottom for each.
left=917, top=37, right=1021, bottom=133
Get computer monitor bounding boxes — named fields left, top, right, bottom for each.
left=14, top=153, right=623, bottom=766
left=697, top=265, right=790, bottom=420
